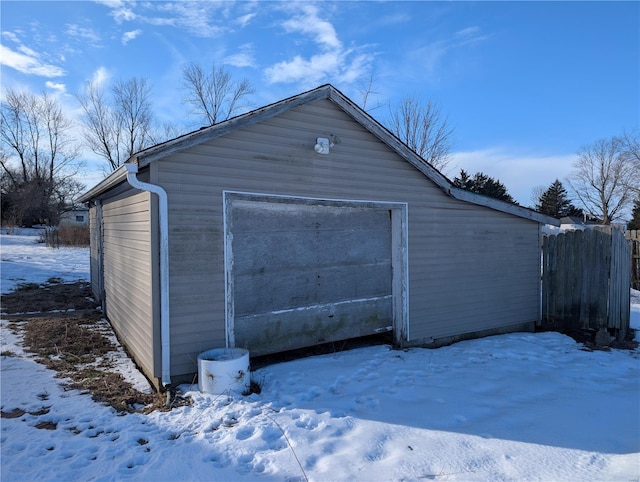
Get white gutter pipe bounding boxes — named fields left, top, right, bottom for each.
left=125, top=163, right=171, bottom=387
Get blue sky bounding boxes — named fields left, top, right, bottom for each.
left=1, top=1, right=638, bottom=206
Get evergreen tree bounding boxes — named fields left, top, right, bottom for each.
left=628, top=194, right=640, bottom=230
left=452, top=169, right=515, bottom=203
left=535, top=179, right=582, bottom=218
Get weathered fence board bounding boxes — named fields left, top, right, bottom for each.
left=541, top=227, right=630, bottom=340
left=626, top=230, right=640, bottom=290
left=632, top=240, right=640, bottom=290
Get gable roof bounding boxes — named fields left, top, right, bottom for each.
left=78, top=84, right=559, bottom=225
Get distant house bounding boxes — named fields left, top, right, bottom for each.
left=58, top=206, right=89, bottom=227
left=78, top=84, right=558, bottom=390
left=552, top=216, right=627, bottom=234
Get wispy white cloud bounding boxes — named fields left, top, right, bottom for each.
left=2, top=31, right=21, bottom=43
left=264, top=4, right=374, bottom=87
left=339, top=49, right=374, bottom=83
left=100, top=1, right=229, bottom=37
left=66, top=24, right=102, bottom=46
left=377, top=13, right=412, bottom=27
left=94, top=0, right=137, bottom=24
left=281, top=4, right=341, bottom=50
left=452, top=148, right=577, bottom=206
left=266, top=53, right=339, bottom=84
left=225, top=53, right=254, bottom=68
left=265, top=50, right=373, bottom=86
left=225, top=44, right=255, bottom=68
left=155, top=3, right=228, bottom=37
left=17, top=44, right=39, bottom=58
left=45, top=81, right=67, bottom=94
left=455, top=26, right=491, bottom=46
left=405, top=25, right=491, bottom=83
left=456, top=26, right=481, bottom=38
left=122, top=29, right=142, bottom=45
left=236, top=12, right=256, bottom=28
left=90, top=66, right=111, bottom=89
left=92, top=0, right=126, bottom=7
left=0, top=44, right=65, bottom=77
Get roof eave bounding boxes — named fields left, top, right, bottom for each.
left=325, top=87, right=560, bottom=226
left=77, top=164, right=129, bottom=203
left=136, top=85, right=333, bottom=168
left=77, top=84, right=561, bottom=227
left=448, top=187, right=560, bottom=225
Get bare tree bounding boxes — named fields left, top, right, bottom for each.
left=387, top=95, right=454, bottom=173
left=356, top=74, right=384, bottom=113
left=621, top=129, right=640, bottom=164
left=182, top=62, right=254, bottom=126
left=567, top=135, right=640, bottom=224
left=621, top=130, right=640, bottom=194
left=77, top=77, right=155, bottom=171
left=113, top=78, right=153, bottom=162
left=529, top=185, right=547, bottom=208
left=0, top=90, right=81, bottom=226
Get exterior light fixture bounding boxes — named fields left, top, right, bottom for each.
left=314, top=135, right=340, bottom=154
left=314, top=137, right=331, bottom=154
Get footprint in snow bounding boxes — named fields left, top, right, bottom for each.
left=261, top=426, right=287, bottom=450
left=328, top=375, right=349, bottom=394
left=294, top=415, right=319, bottom=430
left=298, top=385, right=323, bottom=401
left=235, top=426, right=255, bottom=440
left=365, top=434, right=390, bottom=461
left=236, top=453, right=268, bottom=475
left=345, top=394, right=378, bottom=413
left=286, top=372, right=302, bottom=385
left=364, top=371, right=379, bottom=381
left=205, top=451, right=230, bottom=468
left=119, top=454, right=150, bottom=474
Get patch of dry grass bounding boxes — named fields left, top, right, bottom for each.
left=4, top=282, right=189, bottom=413
left=1, top=280, right=96, bottom=314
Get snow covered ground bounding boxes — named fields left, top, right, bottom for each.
left=0, top=228, right=90, bottom=294
left=1, top=230, right=639, bottom=481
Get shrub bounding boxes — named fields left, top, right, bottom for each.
left=42, top=225, right=89, bottom=247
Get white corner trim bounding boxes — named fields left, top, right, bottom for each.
left=125, top=164, right=172, bottom=387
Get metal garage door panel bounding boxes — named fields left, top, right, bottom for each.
left=231, top=200, right=392, bottom=355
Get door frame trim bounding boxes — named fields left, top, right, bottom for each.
left=223, top=190, right=409, bottom=350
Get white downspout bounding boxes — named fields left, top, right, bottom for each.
left=125, top=163, right=171, bottom=387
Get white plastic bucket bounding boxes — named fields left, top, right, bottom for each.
left=197, top=348, right=250, bottom=395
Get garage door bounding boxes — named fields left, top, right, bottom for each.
left=227, top=197, right=394, bottom=356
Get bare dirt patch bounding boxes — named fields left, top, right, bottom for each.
left=554, top=327, right=639, bottom=352
left=3, top=282, right=189, bottom=413
left=35, top=421, right=57, bottom=430
left=1, top=280, right=96, bottom=314
left=1, top=408, right=26, bottom=419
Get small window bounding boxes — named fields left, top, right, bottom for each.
left=75, top=215, right=85, bottom=222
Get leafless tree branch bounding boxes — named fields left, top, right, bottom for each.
left=182, top=62, right=254, bottom=126
left=387, top=95, right=455, bottom=174
left=1, top=89, right=81, bottom=226
left=566, top=135, right=640, bottom=224
left=77, top=77, right=155, bottom=171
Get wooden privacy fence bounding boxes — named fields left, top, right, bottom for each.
left=625, top=230, right=640, bottom=290
left=540, top=227, right=630, bottom=340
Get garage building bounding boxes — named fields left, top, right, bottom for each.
left=78, top=84, right=558, bottom=389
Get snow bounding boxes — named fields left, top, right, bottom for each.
left=0, top=228, right=90, bottom=294
left=1, top=232, right=639, bottom=481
